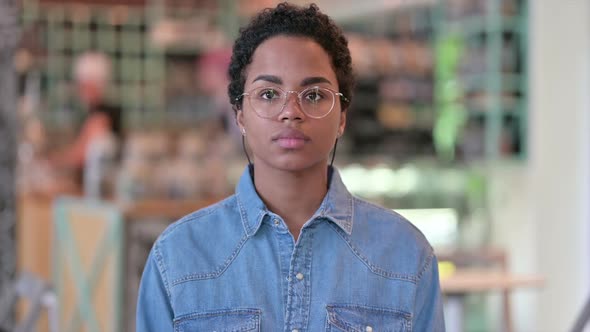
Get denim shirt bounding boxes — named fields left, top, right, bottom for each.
left=136, top=166, right=445, bottom=331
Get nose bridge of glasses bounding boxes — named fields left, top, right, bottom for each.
left=280, top=90, right=304, bottom=111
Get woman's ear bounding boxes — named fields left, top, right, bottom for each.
left=236, top=109, right=245, bottom=135
left=338, top=111, right=347, bottom=137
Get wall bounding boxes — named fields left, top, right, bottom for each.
left=491, top=1, right=590, bottom=331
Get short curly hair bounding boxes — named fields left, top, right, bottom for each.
left=228, top=2, right=354, bottom=112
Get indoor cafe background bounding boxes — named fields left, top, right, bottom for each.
left=0, top=0, right=588, bottom=331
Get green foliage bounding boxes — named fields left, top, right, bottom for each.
left=434, top=34, right=467, bottom=162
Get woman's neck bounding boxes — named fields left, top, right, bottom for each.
left=253, top=163, right=329, bottom=241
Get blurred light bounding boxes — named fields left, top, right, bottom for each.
left=340, top=163, right=369, bottom=195
left=393, top=164, right=419, bottom=196
left=340, top=163, right=420, bottom=197
left=438, top=261, right=457, bottom=279
left=370, top=165, right=396, bottom=195
left=395, top=208, right=458, bottom=248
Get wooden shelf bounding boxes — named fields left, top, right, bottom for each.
left=441, top=268, right=544, bottom=294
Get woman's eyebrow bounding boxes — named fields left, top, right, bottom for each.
left=301, top=76, right=332, bottom=86
left=252, top=74, right=282, bottom=84
left=251, top=75, right=332, bottom=86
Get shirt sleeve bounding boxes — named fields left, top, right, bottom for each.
left=413, top=252, right=446, bottom=331
left=136, top=245, right=175, bottom=332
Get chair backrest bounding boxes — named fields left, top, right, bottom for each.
left=436, top=247, right=508, bottom=271
left=437, top=247, right=514, bottom=332
left=53, top=197, right=123, bottom=332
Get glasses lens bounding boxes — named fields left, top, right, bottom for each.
left=249, top=87, right=285, bottom=118
left=247, top=86, right=336, bottom=119
left=299, top=87, right=336, bottom=118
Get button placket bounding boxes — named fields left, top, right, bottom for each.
left=284, top=230, right=313, bottom=332
left=274, top=219, right=295, bottom=326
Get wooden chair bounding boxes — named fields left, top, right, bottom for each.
left=437, top=247, right=514, bottom=332
left=53, top=197, right=123, bottom=332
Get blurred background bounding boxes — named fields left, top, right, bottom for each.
left=0, top=0, right=588, bottom=331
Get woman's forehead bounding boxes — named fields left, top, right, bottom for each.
left=245, top=35, right=337, bottom=86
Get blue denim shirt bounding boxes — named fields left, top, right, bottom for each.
left=136, top=166, right=445, bottom=331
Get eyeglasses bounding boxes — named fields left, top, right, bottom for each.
left=236, top=86, right=349, bottom=119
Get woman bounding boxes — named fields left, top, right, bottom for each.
left=137, top=3, right=445, bottom=331
left=50, top=52, right=122, bottom=183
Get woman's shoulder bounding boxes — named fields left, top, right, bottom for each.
left=148, top=195, right=251, bottom=283
left=157, top=195, right=240, bottom=243
left=350, top=196, right=434, bottom=253
left=351, top=197, right=422, bottom=233
left=341, top=197, right=436, bottom=280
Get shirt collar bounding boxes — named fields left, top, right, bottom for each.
left=235, top=165, right=354, bottom=237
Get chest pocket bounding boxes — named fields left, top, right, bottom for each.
left=326, top=304, right=411, bottom=332
left=173, top=308, right=261, bottom=332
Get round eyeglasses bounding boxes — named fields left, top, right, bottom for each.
left=236, top=86, right=349, bottom=119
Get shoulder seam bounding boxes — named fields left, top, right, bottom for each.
left=158, top=195, right=235, bottom=242
left=416, top=249, right=435, bottom=282
left=354, top=197, right=432, bottom=247
left=170, top=233, right=250, bottom=285
left=153, top=243, right=173, bottom=301
left=327, top=222, right=418, bottom=283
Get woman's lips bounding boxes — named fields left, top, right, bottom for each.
left=273, top=128, right=309, bottom=149
left=277, top=137, right=306, bottom=149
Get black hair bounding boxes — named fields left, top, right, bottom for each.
left=90, top=103, right=122, bottom=139
left=228, top=2, right=354, bottom=112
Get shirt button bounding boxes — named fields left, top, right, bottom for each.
left=366, top=326, right=373, bottom=332
left=292, top=329, right=299, bottom=332
left=295, top=272, right=304, bottom=280
left=273, top=219, right=280, bottom=225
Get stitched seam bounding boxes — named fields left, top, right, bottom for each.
left=328, top=312, right=371, bottom=332
left=285, top=237, right=299, bottom=328
left=340, top=319, right=361, bottom=332
left=328, top=223, right=418, bottom=283
left=236, top=191, right=251, bottom=235
left=323, top=192, right=354, bottom=234
left=354, top=197, right=399, bottom=216
left=153, top=244, right=172, bottom=301
left=174, top=308, right=260, bottom=332
left=302, top=231, right=313, bottom=331
left=355, top=198, right=434, bottom=244
left=326, top=304, right=412, bottom=318
left=174, top=308, right=261, bottom=322
left=158, top=197, right=233, bottom=242
left=416, top=250, right=435, bottom=282
left=170, top=233, right=249, bottom=285
left=274, top=227, right=288, bottom=309
left=326, top=304, right=412, bottom=331
left=255, top=210, right=266, bottom=234
left=348, top=193, right=354, bottom=233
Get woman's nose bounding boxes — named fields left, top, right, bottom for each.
left=279, top=92, right=306, bottom=121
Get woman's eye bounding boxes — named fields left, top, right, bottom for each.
left=304, top=91, right=323, bottom=103
left=259, top=89, right=279, bottom=100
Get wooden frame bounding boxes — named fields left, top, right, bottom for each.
left=53, top=197, right=123, bottom=332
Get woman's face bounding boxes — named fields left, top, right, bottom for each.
left=236, top=35, right=346, bottom=173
